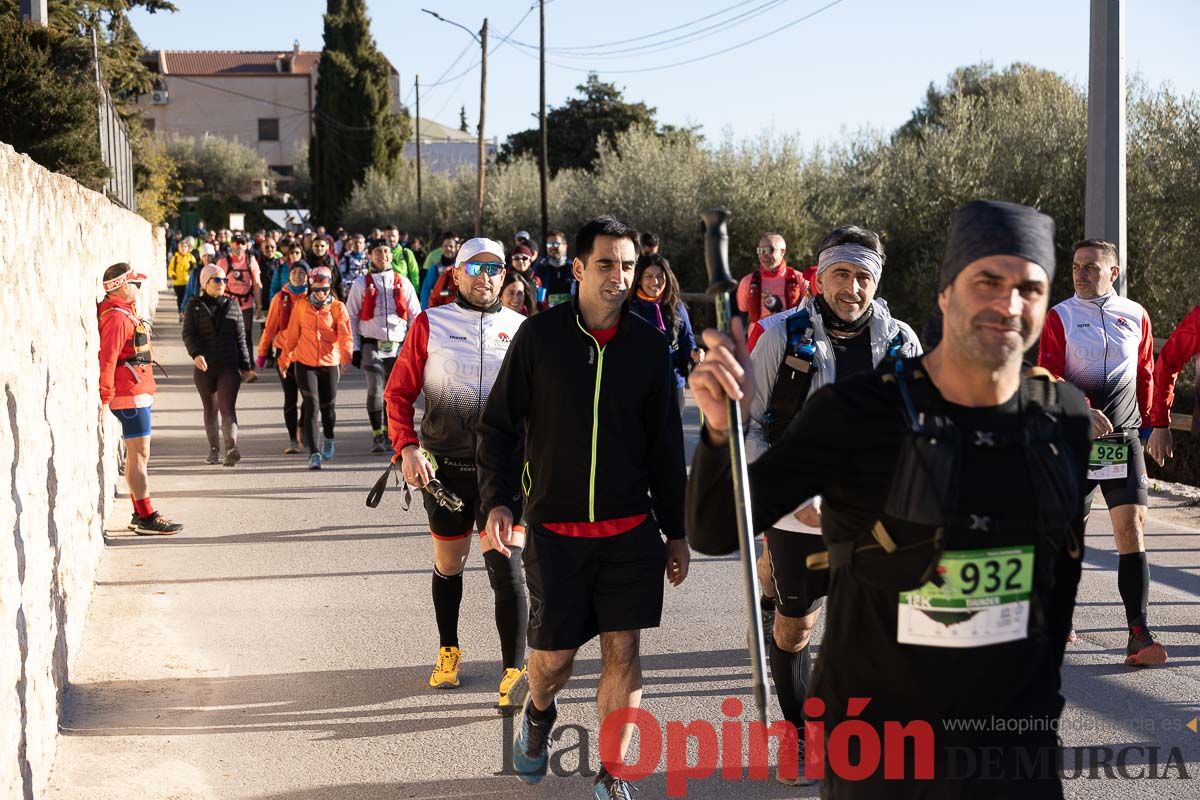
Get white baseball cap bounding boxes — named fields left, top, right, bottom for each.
left=515, top=230, right=532, bottom=242
left=454, top=237, right=506, bottom=267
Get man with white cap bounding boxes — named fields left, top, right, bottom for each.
left=688, top=200, right=1092, bottom=795
left=383, top=237, right=530, bottom=711
left=746, top=224, right=921, bottom=784
left=98, top=262, right=183, bottom=535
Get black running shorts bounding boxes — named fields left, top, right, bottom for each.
left=524, top=517, right=667, bottom=651
left=765, top=527, right=830, bottom=618
left=423, top=455, right=487, bottom=540
left=1084, top=435, right=1149, bottom=510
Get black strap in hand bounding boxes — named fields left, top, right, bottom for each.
left=365, top=460, right=415, bottom=510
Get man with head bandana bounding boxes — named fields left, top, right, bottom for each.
left=742, top=225, right=921, bottom=786
left=687, top=200, right=1091, bottom=796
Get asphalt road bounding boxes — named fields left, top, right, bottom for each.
left=46, top=295, right=1199, bottom=799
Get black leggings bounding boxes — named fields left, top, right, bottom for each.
left=193, top=364, right=241, bottom=450
left=296, top=363, right=339, bottom=454
left=281, top=363, right=301, bottom=439
left=174, top=285, right=186, bottom=312
left=241, top=307, right=256, bottom=355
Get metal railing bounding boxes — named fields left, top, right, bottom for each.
left=97, top=88, right=136, bottom=211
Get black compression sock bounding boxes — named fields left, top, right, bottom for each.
left=527, top=698, right=557, bottom=723
left=484, top=547, right=527, bottom=669
left=432, top=567, right=463, bottom=648
left=769, top=640, right=809, bottom=730
left=1117, top=552, right=1150, bottom=629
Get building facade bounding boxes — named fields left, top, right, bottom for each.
left=135, top=45, right=402, bottom=189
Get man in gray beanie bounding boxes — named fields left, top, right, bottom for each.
left=686, top=200, right=1092, bottom=796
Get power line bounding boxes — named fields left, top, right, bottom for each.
left=421, top=2, right=538, bottom=95
left=513, top=0, right=847, bottom=75
left=510, top=0, right=764, bottom=53
left=513, top=0, right=793, bottom=61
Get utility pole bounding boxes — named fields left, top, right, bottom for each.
left=539, top=0, right=549, bottom=246
left=415, top=75, right=423, bottom=215
left=1085, top=0, right=1127, bottom=294
left=476, top=18, right=488, bottom=237
left=421, top=8, right=487, bottom=235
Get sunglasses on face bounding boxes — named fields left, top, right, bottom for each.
left=513, top=255, right=531, bottom=262
left=208, top=277, right=228, bottom=284
left=462, top=261, right=505, bottom=278
left=310, top=286, right=331, bottom=293
left=546, top=241, right=564, bottom=248
left=757, top=247, right=781, bottom=255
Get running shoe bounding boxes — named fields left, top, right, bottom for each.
left=321, top=438, right=335, bottom=461
left=776, top=737, right=816, bottom=787
left=308, top=453, right=322, bottom=470
left=1125, top=625, right=1168, bottom=667
left=127, top=513, right=139, bottom=531
left=429, top=646, right=461, bottom=689
left=205, top=448, right=221, bottom=465
left=134, top=512, right=183, bottom=536
left=513, top=698, right=556, bottom=784
left=283, top=439, right=300, bottom=455
left=594, top=774, right=637, bottom=800
left=1066, top=629, right=1078, bottom=644
left=497, top=667, right=529, bottom=715
left=371, top=433, right=388, bottom=454
left=223, top=447, right=241, bottom=467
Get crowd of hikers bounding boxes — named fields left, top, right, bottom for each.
left=99, top=203, right=1191, bottom=798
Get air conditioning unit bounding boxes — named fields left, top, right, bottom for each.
left=151, top=90, right=169, bottom=105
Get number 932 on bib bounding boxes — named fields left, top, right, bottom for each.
left=897, top=546, right=1035, bottom=648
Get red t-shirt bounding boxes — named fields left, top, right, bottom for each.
left=543, top=323, right=647, bottom=537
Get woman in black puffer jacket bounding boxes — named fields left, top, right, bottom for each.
left=182, top=264, right=254, bottom=466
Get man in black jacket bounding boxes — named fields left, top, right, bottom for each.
left=479, top=216, right=689, bottom=800
left=687, top=200, right=1090, bottom=797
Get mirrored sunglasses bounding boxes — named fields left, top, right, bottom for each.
left=462, top=261, right=505, bottom=278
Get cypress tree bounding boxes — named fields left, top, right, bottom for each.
left=311, top=0, right=409, bottom=225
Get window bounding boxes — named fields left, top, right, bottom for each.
left=269, top=165, right=294, bottom=177
left=258, top=118, right=279, bottom=142
left=142, top=117, right=155, bottom=132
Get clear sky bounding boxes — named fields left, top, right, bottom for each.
left=130, top=0, right=1199, bottom=148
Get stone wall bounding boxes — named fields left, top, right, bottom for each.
left=0, top=142, right=165, bottom=799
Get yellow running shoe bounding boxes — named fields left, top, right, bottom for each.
left=497, top=667, right=529, bottom=715
left=429, top=646, right=462, bottom=689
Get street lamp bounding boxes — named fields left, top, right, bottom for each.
left=423, top=8, right=488, bottom=237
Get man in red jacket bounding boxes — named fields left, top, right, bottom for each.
left=98, top=263, right=183, bottom=535
left=736, top=232, right=808, bottom=325
left=1147, top=305, right=1200, bottom=466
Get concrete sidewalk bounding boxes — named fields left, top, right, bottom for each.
left=45, top=293, right=1200, bottom=799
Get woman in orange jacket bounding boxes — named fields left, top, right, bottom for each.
left=279, top=267, right=353, bottom=469
left=258, top=260, right=309, bottom=453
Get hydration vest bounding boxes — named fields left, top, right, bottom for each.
left=225, top=256, right=255, bottom=300
left=761, top=308, right=904, bottom=444
left=99, top=305, right=152, bottom=366
left=746, top=267, right=804, bottom=324
left=278, top=289, right=301, bottom=330
left=358, top=273, right=410, bottom=323
left=807, top=359, right=1082, bottom=642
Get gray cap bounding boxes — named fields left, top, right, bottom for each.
left=940, top=200, right=1056, bottom=290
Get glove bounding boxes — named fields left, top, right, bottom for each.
left=255, top=355, right=266, bottom=370
left=352, top=350, right=362, bottom=369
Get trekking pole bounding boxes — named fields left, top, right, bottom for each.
left=699, top=207, right=771, bottom=727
